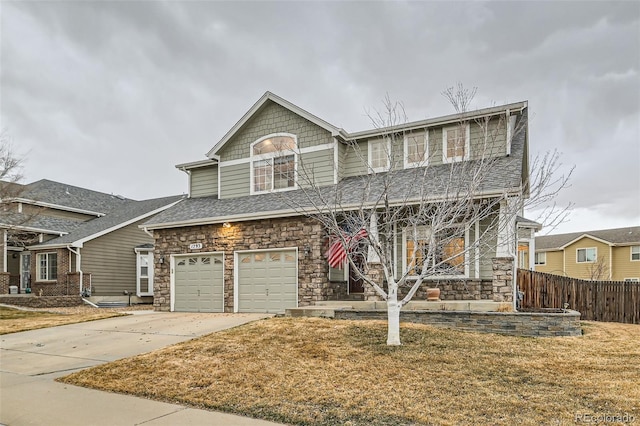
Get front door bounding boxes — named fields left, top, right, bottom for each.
left=20, top=252, right=31, bottom=291
left=348, top=253, right=365, bottom=294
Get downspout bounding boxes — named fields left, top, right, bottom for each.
left=67, top=246, right=84, bottom=296
left=142, top=226, right=153, bottom=238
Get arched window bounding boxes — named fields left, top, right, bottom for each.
left=251, top=134, right=297, bottom=194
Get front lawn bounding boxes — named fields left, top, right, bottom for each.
left=59, top=318, right=639, bottom=425
left=0, top=306, right=125, bottom=334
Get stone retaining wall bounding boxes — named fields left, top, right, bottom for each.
left=0, top=295, right=83, bottom=308
left=333, top=309, right=582, bottom=337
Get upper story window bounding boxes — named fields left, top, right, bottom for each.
left=534, top=252, right=546, bottom=265
left=442, top=123, right=470, bottom=163
left=251, top=134, right=297, bottom=194
left=37, top=252, right=57, bottom=281
left=404, top=132, right=428, bottom=168
left=577, top=247, right=596, bottom=263
left=368, top=139, right=391, bottom=173
left=631, top=246, right=640, bottom=261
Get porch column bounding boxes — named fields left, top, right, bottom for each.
left=496, top=198, right=517, bottom=258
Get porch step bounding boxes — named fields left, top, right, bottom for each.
left=96, top=301, right=129, bottom=308
left=342, top=293, right=364, bottom=301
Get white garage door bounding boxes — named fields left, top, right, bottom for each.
left=236, top=249, right=297, bottom=313
left=174, top=254, right=224, bottom=312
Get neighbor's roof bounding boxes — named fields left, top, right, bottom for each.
left=536, top=226, right=640, bottom=251
left=0, top=212, right=82, bottom=235
left=29, top=195, right=183, bottom=248
left=17, top=179, right=131, bottom=215
left=145, top=121, right=526, bottom=229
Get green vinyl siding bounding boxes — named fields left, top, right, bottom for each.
left=298, top=149, right=335, bottom=188
left=219, top=163, right=250, bottom=199
left=190, top=166, right=218, bottom=198
left=81, top=219, right=153, bottom=296
left=218, top=101, right=333, bottom=162
left=342, top=141, right=368, bottom=178
left=468, top=117, right=507, bottom=161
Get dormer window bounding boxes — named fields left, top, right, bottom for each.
left=251, top=134, right=297, bottom=194
left=368, top=138, right=391, bottom=173
left=404, top=132, right=428, bottom=168
left=442, top=123, right=470, bottom=163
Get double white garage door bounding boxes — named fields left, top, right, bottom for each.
left=173, top=249, right=297, bottom=313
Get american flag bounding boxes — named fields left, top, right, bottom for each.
left=325, top=228, right=368, bottom=269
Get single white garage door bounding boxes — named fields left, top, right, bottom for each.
left=174, top=254, right=224, bottom=312
left=236, top=249, right=297, bottom=313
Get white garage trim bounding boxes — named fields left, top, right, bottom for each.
left=233, top=247, right=298, bottom=313
left=170, top=252, right=225, bottom=312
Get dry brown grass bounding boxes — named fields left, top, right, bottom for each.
left=60, top=318, right=640, bottom=425
left=0, top=305, right=130, bottom=334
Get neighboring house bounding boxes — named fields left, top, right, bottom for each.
left=0, top=179, right=181, bottom=302
left=143, top=91, right=535, bottom=313
left=534, top=226, right=640, bottom=281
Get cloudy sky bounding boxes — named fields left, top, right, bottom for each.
left=1, top=1, right=638, bottom=235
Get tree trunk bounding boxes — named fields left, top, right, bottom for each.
left=386, top=287, right=401, bottom=346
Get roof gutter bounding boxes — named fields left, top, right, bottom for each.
left=66, top=246, right=86, bottom=296
left=12, top=198, right=106, bottom=217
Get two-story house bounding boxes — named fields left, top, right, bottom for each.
left=534, top=226, right=640, bottom=281
left=0, top=179, right=181, bottom=303
left=143, top=92, right=534, bottom=313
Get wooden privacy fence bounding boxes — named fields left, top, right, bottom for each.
left=517, top=269, right=639, bottom=324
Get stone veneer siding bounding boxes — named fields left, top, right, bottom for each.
left=492, top=257, right=514, bottom=302
left=0, top=295, right=83, bottom=308
left=333, top=309, right=582, bottom=337
left=153, top=216, right=340, bottom=312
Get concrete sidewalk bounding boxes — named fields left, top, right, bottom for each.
left=0, top=312, right=283, bottom=425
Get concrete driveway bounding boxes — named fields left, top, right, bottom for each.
left=0, top=311, right=282, bottom=425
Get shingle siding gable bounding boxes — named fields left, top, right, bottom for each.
left=218, top=101, right=333, bottom=162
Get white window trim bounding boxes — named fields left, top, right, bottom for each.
left=630, top=246, right=640, bottom=261
left=368, top=138, right=391, bottom=173
left=402, top=224, right=469, bottom=279
left=249, top=133, right=298, bottom=195
left=403, top=131, right=429, bottom=169
left=442, top=122, right=470, bottom=164
left=576, top=247, right=597, bottom=263
left=534, top=252, right=546, bottom=265
left=136, top=251, right=154, bottom=297
left=623, top=278, right=639, bottom=282
left=37, top=252, right=57, bottom=281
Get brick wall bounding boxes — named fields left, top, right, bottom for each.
left=0, top=272, right=10, bottom=294
left=0, top=295, right=83, bottom=308
left=29, top=248, right=72, bottom=296
left=333, top=309, right=582, bottom=337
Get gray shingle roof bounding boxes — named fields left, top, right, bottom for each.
left=0, top=212, right=82, bottom=234
left=536, top=226, right=640, bottom=250
left=29, top=195, right=182, bottom=247
left=21, top=179, right=131, bottom=213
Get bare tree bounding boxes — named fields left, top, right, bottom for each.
left=285, top=86, right=571, bottom=345
left=586, top=256, right=609, bottom=281
left=0, top=131, right=41, bottom=248
left=0, top=131, right=25, bottom=208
